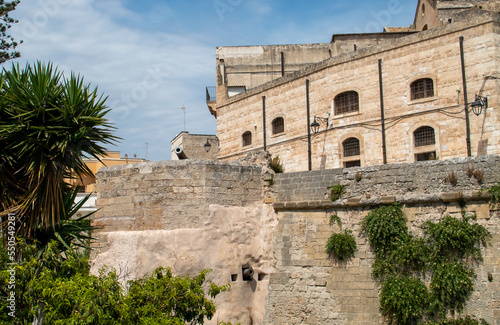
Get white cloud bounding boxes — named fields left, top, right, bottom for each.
left=10, top=0, right=216, bottom=161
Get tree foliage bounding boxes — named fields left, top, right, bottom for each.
left=0, top=240, right=232, bottom=324
left=0, top=62, right=119, bottom=240
left=0, top=1, right=21, bottom=64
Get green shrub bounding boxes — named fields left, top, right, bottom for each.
left=380, top=275, right=429, bottom=325
left=361, top=204, right=408, bottom=257
left=329, top=184, right=346, bottom=202
left=269, top=155, right=283, bottom=173
left=325, top=229, right=357, bottom=261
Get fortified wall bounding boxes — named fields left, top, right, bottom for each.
left=91, top=155, right=500, bottom=325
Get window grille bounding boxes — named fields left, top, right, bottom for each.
left=272, top=117, right=284, bottom=135
left=334, top=91, right=359, bottom=115
left=414, top=126, right=435, bottom=147
left=343, top=137, right=360, bottom=157
left=242, top=131, right=252, bottom=147
left=411, top=78, right=434, bottom=100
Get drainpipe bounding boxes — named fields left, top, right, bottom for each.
left=262, top=96, right=267, bottom=151
left=306, top=79, right=312, bottom=171
left=459, top=36, right=472, bottom=157
left=378, top=59, right=387, bottom=164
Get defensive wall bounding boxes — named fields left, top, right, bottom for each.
left=91, top=155, right=500, bottom=324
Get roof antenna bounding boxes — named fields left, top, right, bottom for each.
left=178, top=105, right=186, bottom=131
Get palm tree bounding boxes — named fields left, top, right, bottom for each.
left=0, top=62, right=119, bottom=241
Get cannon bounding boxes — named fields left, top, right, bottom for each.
left=174, top=146, right=188, bottom=160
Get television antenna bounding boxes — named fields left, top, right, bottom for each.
left=178, top=105, right=186, bottom=131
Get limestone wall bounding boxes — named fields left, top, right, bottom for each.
left=91, top=160, right=273, bottom=325
left=91, top=156, right=500, bottom=324
left=266, top=155, right=500, bottom=324
left=214, top=11, right=500, bottom=172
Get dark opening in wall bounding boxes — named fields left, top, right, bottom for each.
left=344, top=160, right=361, bottom=168
left=242, top=266, right=254, bottom=281
left=258, top=273, right=266, bottom=281
left=231, top=274, right=238, bottom=282
left=415, top=151, right=436, bottom=161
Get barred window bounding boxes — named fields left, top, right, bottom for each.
left=334, top=91, right=359, bottom=115
left=242, top=131, right=252, bottom=147
left=272, top=117, right=284, bottom=135
left=414, top=126, right=435, bottom=147
left=411, top=78, right=434, bottom=100
left=343, top=137, right=360, bottom=157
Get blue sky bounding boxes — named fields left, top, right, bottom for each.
left=10, top=0, right=417, bottom=161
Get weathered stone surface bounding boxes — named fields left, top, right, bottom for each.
left=92, top=156, right=500, bottom=325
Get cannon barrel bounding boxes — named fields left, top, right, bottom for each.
left=243, top=267, right=254, bottom=278
left=174, top=146, right=188, bottom=160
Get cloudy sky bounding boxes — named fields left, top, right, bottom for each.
left=9, top=0, right=417, bottom=161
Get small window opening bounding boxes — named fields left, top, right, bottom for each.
left=242, top=266, right=254, bottom=281
left=344, top=160, right=361, bottom=168
left=334, top=91, right=359, bottom=115
left=415, top=151, right=437, bottom=161
left=343, top=137, right=360, bottom=157
left=258, top=273, right=266, bottom=281
left=242, top=131, right=252, bottom=147
left=411, top=78, right=434, bottom=100
left=272, top=117, right=284, bottom=135
left=231, top=274, right=238, bottom=282
left=414, top=126, right=435, bottom=147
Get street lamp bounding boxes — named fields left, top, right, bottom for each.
left=470, top=94, right=488, bottom=116
left=310, top=114, right=330, bottom=135
left=204, top=137, right=220, bottom=152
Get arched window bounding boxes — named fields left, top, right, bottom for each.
left=422, top=24, right=428, bottom=31
left=342, top=137, right=361, bottom=168
left=411, top=78, right=434, bottom=100
left=343, top=137, right=360, bottom=157
left=414, top=126, right=435, bottom=147
left=413, top=126, right=437, bottom=161
left=334, top=91, right=359, bottom=115
left=272, top=117, right=284, bottom=135
left=242, top=131, right=252, bottom=147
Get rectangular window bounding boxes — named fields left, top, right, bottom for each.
left=415, top=151, right=436, bottom=161
left=344, top=160, right=361, bottom=168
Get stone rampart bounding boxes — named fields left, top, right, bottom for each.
left=91, top=156, right=500, bottom=324
left=266, top=155, right=500, bottom=324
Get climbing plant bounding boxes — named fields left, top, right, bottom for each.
left=361, top=204, right=490, bottom=324
left=325, top=214, right=357, bottom=261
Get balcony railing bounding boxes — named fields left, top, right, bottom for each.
left=206, top=86, right=216, bottom=102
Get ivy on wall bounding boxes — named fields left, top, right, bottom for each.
left=360, top=204, right=491, bottom=325
left=325, top=214, right=357, bottom=261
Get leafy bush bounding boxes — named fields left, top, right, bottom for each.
left=380, top=275, right=429, bottom=325
left=429, top=262, right=475, bottom=317
left=0, top=240, right=232, bottom=324
left=329, top=184, right=346, bottom=202
left=269, top=155, right=284, bottom=173
left=372, top=236, right=429, bottom=279
left=325, top=229, right=357, bottom=261
left=361, top=204, right=490, bottom=324
left=424, top=214, right=490, bottom=263
left=423, top=316, right=489, bottom=325
left=361, top=204, right=408, bottom=257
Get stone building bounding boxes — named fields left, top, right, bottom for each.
left=171, top=131, right=219, bottom=160
left=90, top=2, right=500, bottom=324
left=206, top=2, right=500, bottom=172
